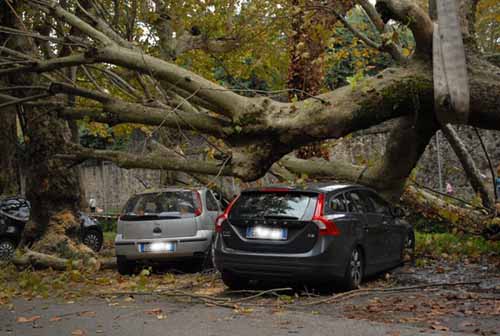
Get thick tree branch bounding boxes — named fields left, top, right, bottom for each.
left=31, top=0, right=113, bottom=45
left=84, top=46, right=249, bottom=117
left=281, top=112, right=437, bottom=201
left=58, top=144, right=232, bottom=177
left=58, top=102, right=232, bottom=137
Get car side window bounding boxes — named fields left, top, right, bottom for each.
left=364, top=191, right=390, bottom=215
left=206, top=191, right=220, bottom=211
left=346, top=191, right=367, bottom=213
left=327, top=194, right=347, bottom=213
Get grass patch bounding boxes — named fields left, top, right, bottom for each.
left=415, top=231, right=500, bottom=261
left=103, top=231, right=116, bottom=244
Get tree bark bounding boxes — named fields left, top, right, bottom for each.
left=0, top=98, right=20, bottom=196
left=1, top=2, right=87, bottom=259
left=0, top=3, right=20, bottom=196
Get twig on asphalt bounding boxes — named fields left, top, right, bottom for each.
left=227, top=288, right=293, bottom=304
left=97, top=287, right=294, bottom=309
left=300, top=281, right=481, bottom=306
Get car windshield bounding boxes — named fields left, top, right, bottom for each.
left=122, top=191, right=196, bottom=218
left=229, top=192, right=314, bottom=220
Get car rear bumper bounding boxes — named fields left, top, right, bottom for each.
left=214, top=236, right=347, bottom=282
left=115, top=230, right=213, bottom=260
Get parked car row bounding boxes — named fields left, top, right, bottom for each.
left=114, top=183, right=415, bottom=290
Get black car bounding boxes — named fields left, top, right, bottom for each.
left=213, top=183, right=414, bottom=290
left=0, top=197, right=30, bottom=261
left=0, top=196, right=103, bottom=260
left=79, top=212, right=104, bottom=253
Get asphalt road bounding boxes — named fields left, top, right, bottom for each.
left=0, top=296, right=476, bottom=336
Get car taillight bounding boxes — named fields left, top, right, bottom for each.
left=312, top=193, right=340, bottom=236
left=193, top=191, right=203, bottom=217
left=215, top=195, right=240, bottom=233
left=215, top=214, right=226, bottom=233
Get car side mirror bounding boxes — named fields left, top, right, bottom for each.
left=392, top=206, right=405, bottom=218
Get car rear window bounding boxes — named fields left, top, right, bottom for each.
left=121, top=191, right=196, bottom=220
left=229, top=192, right=315, bottom=220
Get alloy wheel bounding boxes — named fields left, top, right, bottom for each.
left=0, top=240, right=15, bottom=261
left=83, top=232, right=101, bottom=252
left=350, top=249, right=362, bottom=288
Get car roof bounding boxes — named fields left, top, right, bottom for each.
left=135, top=186, right=207, bottom=195
left=242, top=182, right=367, bottom=194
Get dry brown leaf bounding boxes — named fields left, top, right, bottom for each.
left=16, top=315, right=41, bottom=323
left=71, top=329, right=86, bottom=336
left=49, top=316, right=62, bottom=322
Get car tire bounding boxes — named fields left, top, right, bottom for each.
left=117, top=256, right=136, bottom=275
left=341, top=247, right=363, bottom=291
left=402, top=230, right=415, bottom=262
left=82, top=229, right=103, bottom=252
left=0, top=239, right=16, bottom=261
left=221, top=271, right=249, bottom=290
left=201, top=247, right=214, bottom=270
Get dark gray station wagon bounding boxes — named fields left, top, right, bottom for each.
left=213, top=183, right=414, bottom=290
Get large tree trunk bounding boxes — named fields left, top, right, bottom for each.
left=1, top=1, right=89, bottom=259
left=22, top=106, right=83, bottom=248
left=0, top=92, right=20, bottom=196
left=0, top=3, right=20, bottom=196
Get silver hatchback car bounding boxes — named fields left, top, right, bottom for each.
left=115, top=187, right=222, bottom=274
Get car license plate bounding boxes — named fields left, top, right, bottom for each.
left=246, top=226, right=287, bottom=240
left=139, top=242, right=176, bottom=253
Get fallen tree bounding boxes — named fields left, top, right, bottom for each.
left=0, top=0, right=499, bottom=266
